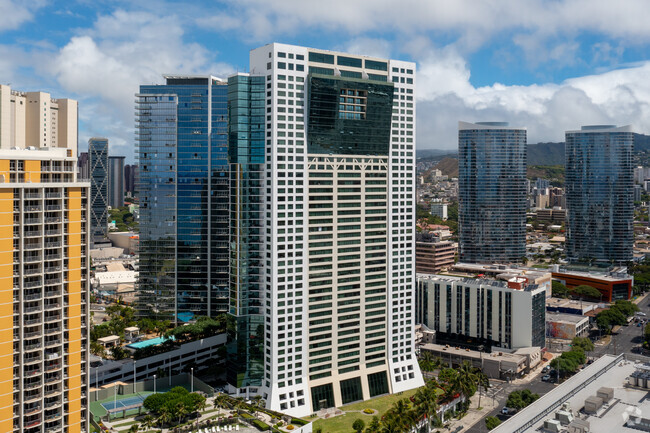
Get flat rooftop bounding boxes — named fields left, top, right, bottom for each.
left=546, top=297, right=600, bottom=310
left=491, top=354, right=648, bottom=433
left=554, top=268, right=632, bottom=282
left=546, top=312, right=590, bottom=324
left=420, top=343, right=526, bottom=364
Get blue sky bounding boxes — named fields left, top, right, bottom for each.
left=2, top=0, right=650, bottom=161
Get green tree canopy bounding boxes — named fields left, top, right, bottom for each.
left=552, top=281, right=569, bottom=298
left=571, top=285, right=602, bottom=300
left=485, top=416, right=501, bottom=430
left=571, top=337, right=594, bottom=352
left=506, top=389, right=540, bottom=410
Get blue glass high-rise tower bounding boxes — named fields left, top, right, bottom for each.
left=565, top=125, right=634, bottom=264
left=226, top=74, right=266, bottom=389
left=458, top=121, right=527, bottom=263
left=136, top=76, right=229, bottom=322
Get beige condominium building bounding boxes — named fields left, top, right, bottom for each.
left=0, top=85, right=90, bottom=432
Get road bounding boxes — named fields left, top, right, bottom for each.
left=592, top=295, right=650, bottom=358
left=468, top=295, right=650, bottom=433
left=466, top=375, right=556, bottom=433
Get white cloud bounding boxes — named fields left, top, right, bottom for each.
left=0, top=0, right=42, bottom=32
left=415, top=47, right=650, bottom=148
left=47, top=9, right=235, bottom=159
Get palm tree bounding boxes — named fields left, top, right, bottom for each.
left=475, top=370, right=490, bottom=409
left=176, top=401, right=188, bottom=425
left=387, top=398, right=416, bottom=432
left=453, top=361, right=478, bottom=409
left=157, top=406, right=171, bottom=428
left=418, top=351, right=436, bottom=372
left=413, top=385, right=440, bottom=432
left=364, top=416, right=381, bottom=433
left=141, top=414, right=155, bottom=431
left=214, top=394, right=229, bottom=416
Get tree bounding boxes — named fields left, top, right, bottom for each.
left=141, top=415, right=155, bottom=431
left=475, top=370, right=490, bottom=409
left=419, top=351, right=437, bottom=372
left=175, top=401, right=188, bottom=425
left=552, top=281, right=570, bottom=298
left=111, top=345, right=129, bottom=360
left=413, top=384, right=440, bottom=432
left=353, top=419, right=366, bottom=433
left=612, top=300, right=639, bottom=317
left=571, top=337, right=594, bottom=353
left=596, top=308, right=627, bottom=334
left=506, top=389, right=539, bottom=410
left=452, top=361, right=478, bottom=403
left=485, top=416, right=501, bottom=430
left=572, top=285, right=602, bottom=300
left=364, top=416, right=380, bottom=433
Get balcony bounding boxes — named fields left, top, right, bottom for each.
left=24, top=205, right=42, bottom=212
left=24, top=218, right=42, bottom=225
left=24, top=405, right=41, bottom=416
left=23, top=393, right=42, bottom=403
left=44, top=242, right=61, bottom=248
left=44, top=374, right=61, bottom=385
left=24, top=281, right=42, bottom=289
left=24, top=343, right=42, bottom=352
left=24, top=268, right=41, bottom=276
left=45, top=363, right=61, bottom=372
left=44, top=315, right=61, bottom=323
left=44, top=339, right=61, bottom=348
left=24, top=305, right=42, bottom=314
left=24, top=331, right=41, bottom=339
left=24, top=380, right=42, bottom=390
left=24, top=231, right=42, bottom=238
left=24, top=293, right=42, bottom=301
left=24, top=356, right=42, bottom=365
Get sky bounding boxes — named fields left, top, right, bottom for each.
left=2, top=0, right=650, bottom=161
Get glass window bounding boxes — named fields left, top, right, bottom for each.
left=309, top=52, right=335, bottom=64
left=365, top=60, right=388, bottom=71
left=337, top=56, right=362, bottom=68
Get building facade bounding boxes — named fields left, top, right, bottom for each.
left=124, top=164, right=137, bottom=195
left=136, top=76, right=230, bottom=323
left=89, top=138, right=109, bottom=243
left=458, top=121, right=527, bottom=263
left=0, top=85, right=77, bottom=152
left=227, top=43, right=423, bottom=416
left=416, top=274, right=546, bottom=351
left=565, top=125, right=634, bottom=264
left=77, top=152, right=89, bottom=181
left=415, top=233, right=455, bottom=273
left=108, top=156, right=125, bottom=208
left=430, top=198, right=448, bottom=220
left=0, top=87, right=89, bottom=432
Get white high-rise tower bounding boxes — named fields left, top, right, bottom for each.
left=230, top=43, right=423, bottom=417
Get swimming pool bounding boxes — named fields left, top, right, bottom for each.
left=126, top=336, right=175, bottom=350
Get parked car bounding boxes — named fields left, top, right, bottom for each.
left=501, top=407, right=517, bottom=415
left=636, top=312, right=647, bottom=316
left=542, top=365, right=551, bottom=374
left=542, top=374, right=551, bottom=382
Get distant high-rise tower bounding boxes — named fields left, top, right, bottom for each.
left=458, top=121, right=527, bottom=263
left=108, top=155, right=125, bottom=208
left=565, top=125, right=634, bottom=263
left=89, top=138, right=109, bottom=243
left=136, top=75, right=229, bottom=323
left=124, top=164, right=137, bottom=195
left=78, top=152, right=89, bottom=180
left=228, top=43, right=424, bottom=417
left=0, top=85, right=89, bottom=432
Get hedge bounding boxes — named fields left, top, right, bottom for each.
left=251, top=419, right=270, bottom=431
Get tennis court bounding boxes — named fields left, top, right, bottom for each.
left=101, top=394, right=146, bottom=412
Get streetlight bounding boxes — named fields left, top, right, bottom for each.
left=191, top=368, right=194, bottom=393
left=153, top=374, right=157, bottom=394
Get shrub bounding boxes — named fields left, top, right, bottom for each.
left=291, top=418, right=307, bottom=426
left=485, top=416, right=501, bottom=430
left=353, top=419, right=365, bottom=433
left=286, top=425, right=294, bottom=430
left=251, top=419, right=270, bottom=431
left=362, top=408, right=374, bottom=414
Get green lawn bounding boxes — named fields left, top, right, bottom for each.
left=312, top=388, right=421, bottom=433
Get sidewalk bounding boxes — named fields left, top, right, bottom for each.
left=444, top=390, right=499, bottom=431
